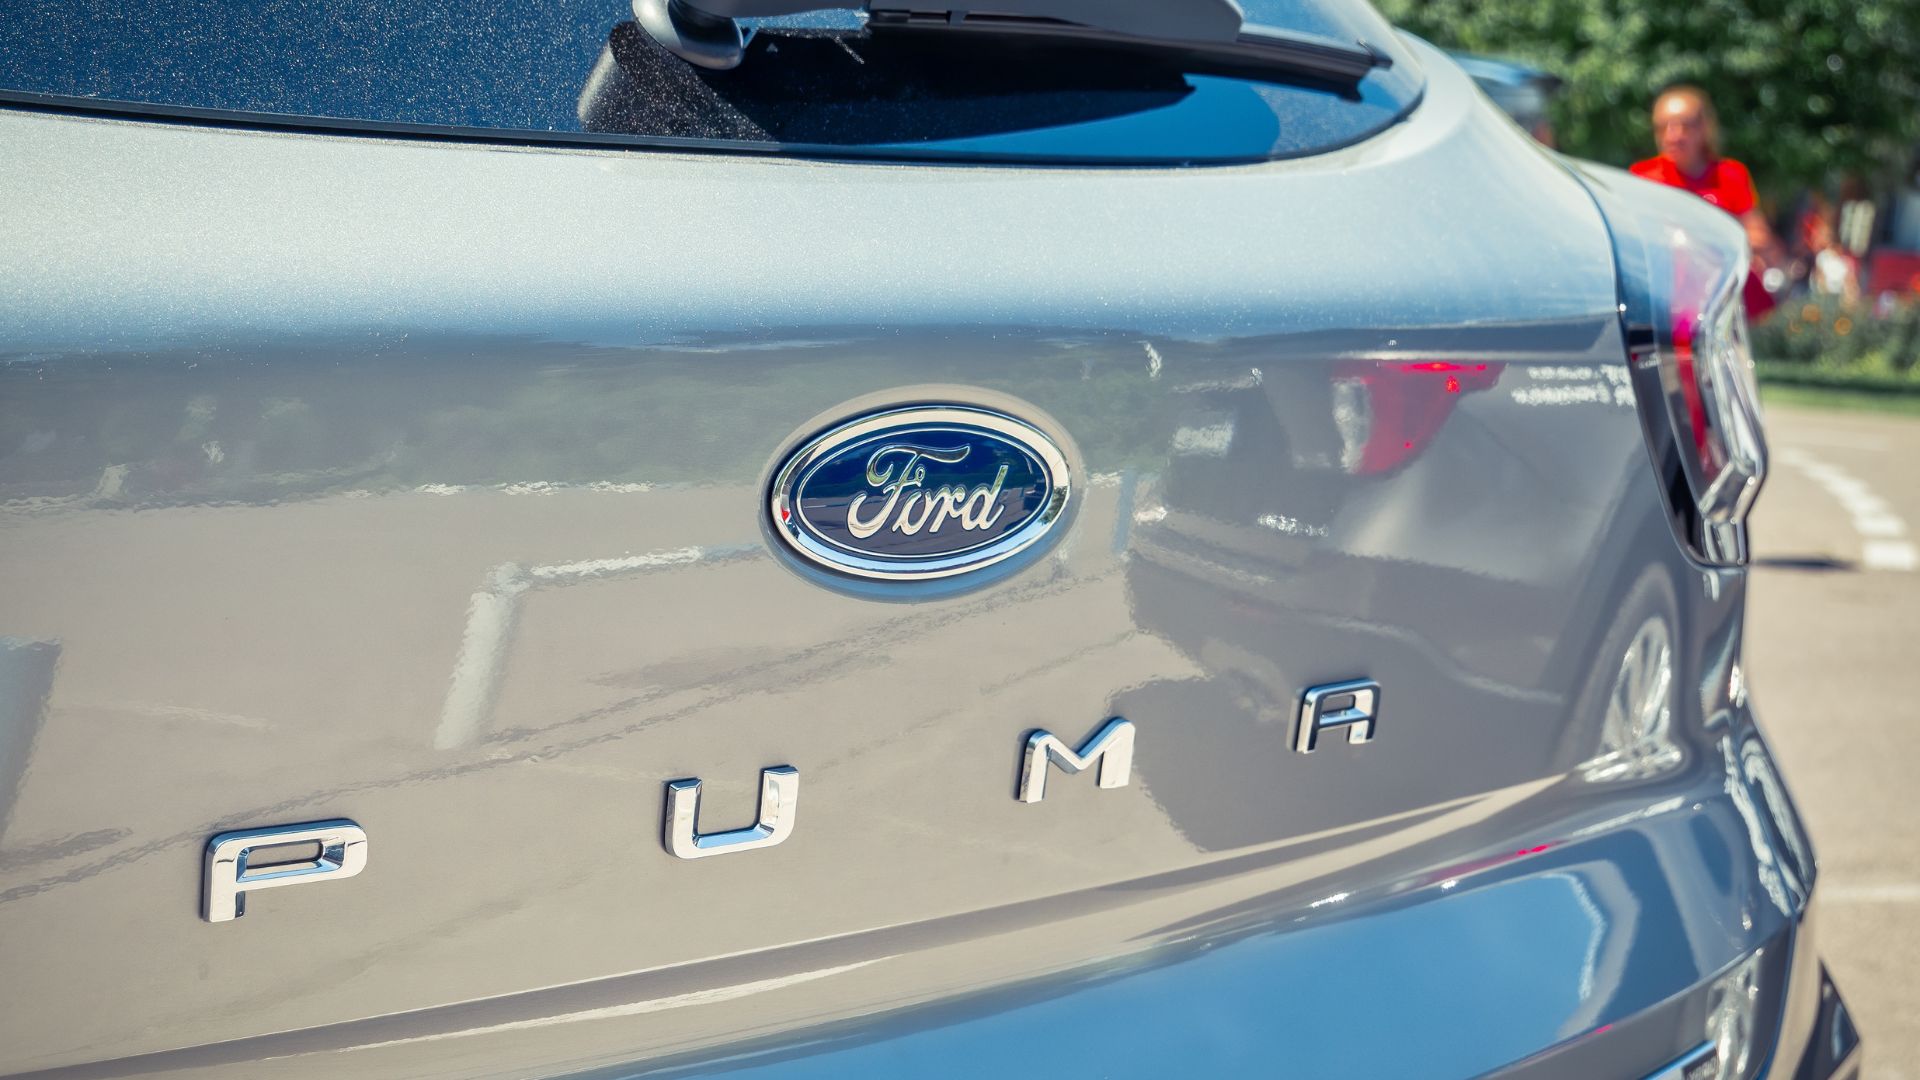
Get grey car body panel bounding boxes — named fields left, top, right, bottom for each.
left=0, top=38, right=1836, bottom=1079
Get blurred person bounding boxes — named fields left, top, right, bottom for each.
left=1784, top=191, right=1834, bottom=295
left=1835, top=175, right=1876, bottom=257
left=1631, top=85, right=1779, bottom=317
left=1807, top=213, right=1861, bottom=303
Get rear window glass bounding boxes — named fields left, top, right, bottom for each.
left=0, top=0, right=1422, bottom=164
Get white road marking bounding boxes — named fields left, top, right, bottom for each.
left=529, top=547, right=706, bottom=582
left=1823, top=881, right=1920, bottom=904
left=72, top=700, right=276, bottom=730
left=1864, top=540, right=1920, bottom=572
left=434, top=544, right=758, bottom=749
left=1171, top=422, right=1234, bottom=456
left=1853, top=513, right=1906, bottom=538
left=1777, top=446, right=1914, bottom=572
left=333, top=959, right=884, bottom=1054
left=416, top=480, right=655, bottom=497
left=1773, top=427, right=1889, bottom=452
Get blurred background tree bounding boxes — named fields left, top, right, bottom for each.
left=1375, top=0, right=1920, bottom=202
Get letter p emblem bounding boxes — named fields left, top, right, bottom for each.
left=203, top=819, right=368, bottom=923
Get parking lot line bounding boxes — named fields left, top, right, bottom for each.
left=1775, top=446, right=1914, bottom=573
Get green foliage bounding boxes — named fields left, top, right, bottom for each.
left=1750, top=294, right=1920, bottom=374
left=1377, top=0, right=1920, bottom=200
left=1760, top=381, right=1920, bottom=413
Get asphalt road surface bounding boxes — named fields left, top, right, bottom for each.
left=1748, top=402, right=1920, bottom=1077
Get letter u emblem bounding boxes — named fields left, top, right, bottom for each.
left=663, top=766, right=799, bottom=859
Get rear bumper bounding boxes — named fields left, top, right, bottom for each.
left=568, top=687, right=1843, bottom=1076
left=1774, top=963, right=1862, bottom=1080
left=562, top=713, right=1853, bottom=1080
left=575, top=885, right=1858, bottom=1080
left=1646, top=968, right=1862, bottom=1080
left=1493, top=906, right=1862, bottom=1080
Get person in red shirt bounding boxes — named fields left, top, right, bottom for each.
left=1630, top=86, right=1778, bottom=318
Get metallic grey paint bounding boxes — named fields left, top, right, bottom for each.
left=0, top=37, right=1848, bottom=1080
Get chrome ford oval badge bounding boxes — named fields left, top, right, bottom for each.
left=770, top=406, right=1072, bottom=580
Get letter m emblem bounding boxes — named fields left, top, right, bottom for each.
left=1018, top=718, right=1135, bottom=803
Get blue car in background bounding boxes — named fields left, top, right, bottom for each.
left=1454, top=52, right=1565, bottom=146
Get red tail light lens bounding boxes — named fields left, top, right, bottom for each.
left=1652, top=227, right=1767, bottom=563
left=1581, top=165, right=1768, bottom=566
left=1331, top=360, right=1502, bottom=475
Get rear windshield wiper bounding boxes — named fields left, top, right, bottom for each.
left=634, top=0, right=1388, bottom=84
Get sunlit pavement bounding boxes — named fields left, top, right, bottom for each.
left=1748, top=401, right=1920, bottom=1076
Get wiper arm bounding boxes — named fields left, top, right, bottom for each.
left=633, top=0, right=1388, bottom=84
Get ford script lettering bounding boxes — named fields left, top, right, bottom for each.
left=846, top=444, right=1007, bottom=540
left=770, top=405, right=1072, bottom=580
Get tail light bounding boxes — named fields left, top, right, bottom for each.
left=1582, top=165, right=1768, bottom=565
left=1331, top=359, right=1503, bottom=475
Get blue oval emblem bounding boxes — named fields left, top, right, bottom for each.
left=770, top=406, right=1072, bottom=580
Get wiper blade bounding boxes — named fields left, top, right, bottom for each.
left=866, top=9, right=1385, bottom=85
left=634, top=0, right=1388, bottom=84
